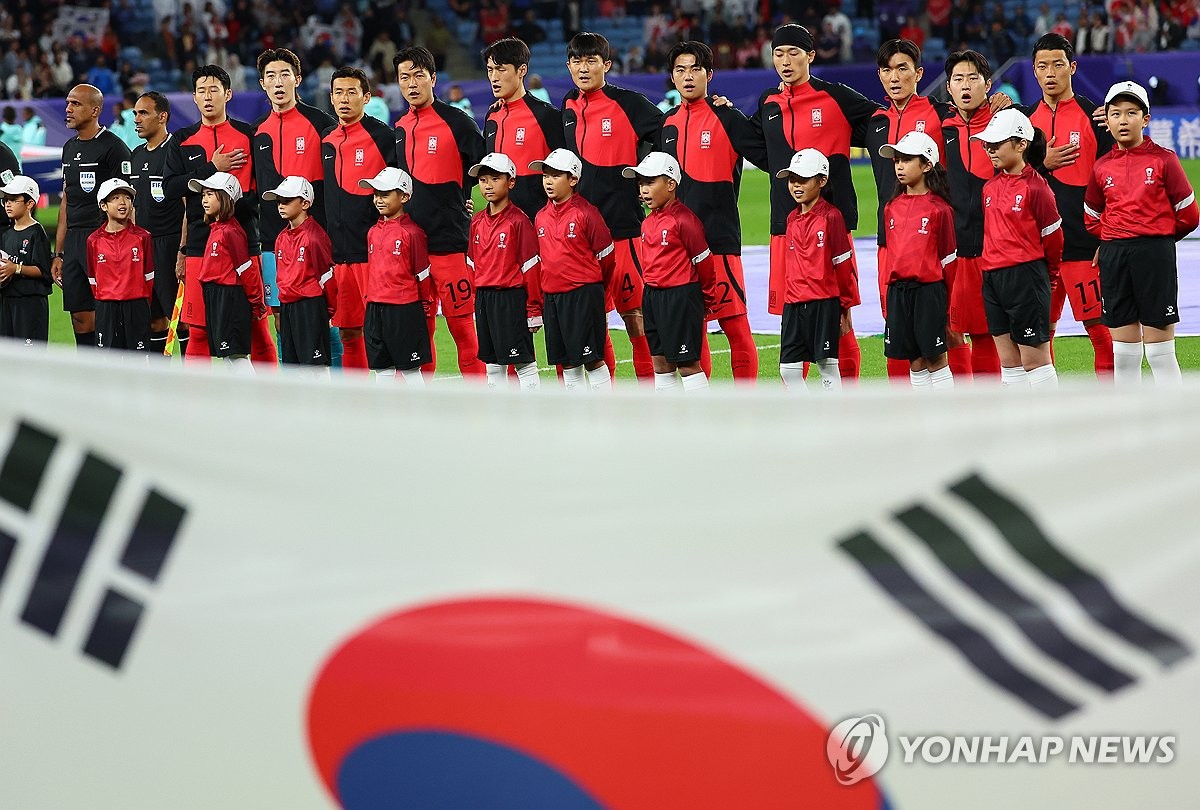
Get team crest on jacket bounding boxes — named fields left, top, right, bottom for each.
left=132, top=247, right=140, bottom=262
left=296, top=136, right=306, bottom=153
left=298, top=246, right=307, bottom=263
left=660, top=228, right=669, bottom=246
left=1012, top=194, right=1024, bottom=212
left=515, top=127, right=526, bottom=146
left=393, top=239, right=403, bottom=255
left=210, top=240, right=219, bottom=256
left=80, top=171, right=96, bottom=193
left=1145, top=167, right=1155, bottom=185
left=498, top=232, right=508, bottom=248
left=427, top=136, right=438, bottom=154
left=96, top=253, right=106, bottom=263
left=701, top=130, right=712, bottom=148
left=355, top=148, right=364, bottom=166
left=918, top=217, right=929, bottom=234
left=817, top=230, right=825, bottom=247
left=1070, top=131, right=1081, bottom=145
left=915, top=120, right=926, bottom=133
left=602, top=118, right=612, bottom=136
left=151, top=179, right=165, bottom=202
left=811, top=108, right=823, bottom=127
left=567, top=222, right=577, bottom=238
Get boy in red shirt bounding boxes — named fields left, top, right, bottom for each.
left=263, top=175, right=338, bottom=374
left=1084, top=81, right=1199, bottom=386
left=87, top=178, right=154, bottom=351
left=358, top=167, right=433, bottom=387
left=467, top=152, right=544, bottom=391
left=776, top=149, right=856, bottom=393
left=530, top=148, right=616, bottom=392
left=622, top=151, right=715, bottom=394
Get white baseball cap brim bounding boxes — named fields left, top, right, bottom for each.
left=358, top=167, right=413, bottom=194
left=469, top=152, right=517, bottom=178
left=263, top=176, right=314, bottom=202
left=970, top=109, right=1035, bottom=144
left=97, top=177, right=136, bottom=204
left=1105, top=80, right=1150, bottom=112
left=0, top=175, right=39, bottom=200
left=878, top=130, right=940, bottom=165
left=621, top=152, right=682, bottom=183
left=775, top=148, right=829, bottom=179
left=187, top=171, right=243, bottom=202
left=529, top=148, right=582, bottom=178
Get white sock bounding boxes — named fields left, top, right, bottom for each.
left=1027, top=363, right=1059, bottom=390
left=681, top=371, right=709, bottom=393
left=516, top=362, right=540, bottom=391
left=780, top=362, right=806, bottom=393
left=1000, top=366, right=1028, bottom=388
left=654, top=371, right=681, bottom=392
left=225, top=356, right=254, bottom=374
left=586, top=363, right=611, bottom=392
left=816, top=358, right=841, bottom=391
left=401, top=367, right=425, bottom=387
left=562, top=365, right=585, bottom=392
left=485, top=363, right=506, bottom=389
left=910, top=369, right=931, bottom=390
left=375, top=367, right=396, bottom=384
left=929, top=366, right=954, bottom=389
left=1145, top=340, right=1182, bottom=386
left=1112, top=340, right=1144, bottom=386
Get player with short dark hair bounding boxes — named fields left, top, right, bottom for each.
left=1022, top=33, right=1115, bottom=378
left=562, top=31, right=664, bottom=384
left=659, top=40, right=768, bottom=385
left=394, top=46, right=487, bottom=378
left=88, top=178, right=154, bottom=351
left=130, top=90, right=186, bottom=354
left=52, top=83, right=133, bottom=348
left=1085, top=81, right=1199, bottom=386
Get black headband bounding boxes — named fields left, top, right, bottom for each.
left=772, top=25, right=815, bottom=51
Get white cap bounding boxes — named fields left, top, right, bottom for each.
left=96, top=177, right=136, bottom=205
left=188, top=171, right=243, bottom=202
left=878, top=130, right=940, bottom=165
left=621, top=151, right=682, bottom=183
left=529, top=148, right=583, bottom=179
left=262, top=175, right=314, bottom=202
left=1105, top=80, right=1150, bottom=112
left=358, top=167, right=413, bottom=194
left=971, top=108, right=1035, bottom=144
left=775, top=148, right=830, bottom=179
left=468, top=152, right=517, bottom=178
left=0, top=174, right=39, bottom=201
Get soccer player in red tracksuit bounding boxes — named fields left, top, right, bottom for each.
left=481, top=38, right=568, bottom=225
left=562, top=31, right=662, bottom=383
left=776, top=149, right=857, bottom=393
left=321, top=66, right=398, bottom=373
left=878, top=131, right=958, bottom=390
left=1084, top=81, right=1199, bottom=386
left=755, top=24, right=880, bottom=381
left=393, top=46, right=486, bottom=378
left=941, top=50, right=1004, bottom=379
left=166, top=64, right=276, bottom=366
left=866, top=38, right=969, bottom=383
left=263, top=176, right=338, bottom=373
left=189, top=171, right=267, bottom=372
left=359, top=166, right=435, bottom=387
left=973, top=108, right=1063, bottom=389
left=531, top=148, right=617, bottom=392
left=88, top=178, right=154, bottom=351
left=1022, top=33, right=1115, bottom=377
left=659, top=40, right=768, bottom=385
left=467, top=152, right=544, bottom=391
left=252, top=48, right=335, bottom=357
left=624, top=151, right=716, bottom=393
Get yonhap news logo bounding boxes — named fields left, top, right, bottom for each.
left=0, top=420, right=186, bottom=670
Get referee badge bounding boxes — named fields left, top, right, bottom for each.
left=80, top=171, right=96, bottom=193
left=151, top=179, right=165, bottom=202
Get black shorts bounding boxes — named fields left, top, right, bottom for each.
left=202, top=282, right=252, bottom=357
left=94, top=299, right=151, bottom=351
left=364, top=301, right=431, bottom=371
left=780, top=297, right=841, bottom=363
left=884, top=280, right=949, bottom=361
left=150, top=234, right=182, bottom=321
left=61, top=227, right=94, bottom=313
left=1098, top=236, right=1179, bottom=329
left=1, top=295, right=49, bottom=344
left=476, top=286, right=535, bottom=365
left=644, top=282, right=704, bottom=364
left=982, top=261, right=1051, bottom=346
left=279, top=296, right=331, bottom=366
left=543, top=283, right=606, bottom=367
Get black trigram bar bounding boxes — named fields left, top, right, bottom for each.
left=0, top=530, right=15, bottom=592
left=839, top=530, right=1080, bottom=719
left=20, top=454, right=121, bottom=638
left=950, top=474, right=1192, bottom=668
left=120, top=489, right=185, bottom=583
left=82, top=588, right=145, bottom=670
left=895, top=505, right=1136, bottom=693
left=0, top=421, right=57, bottom=512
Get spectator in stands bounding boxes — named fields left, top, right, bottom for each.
left=1011, top=3, right=1035, bottom=40
left=336, top=4, right=363, bottom=62
left=425, top=15, right=453, bottom=72
left=899, top=15, right=926, bottom=49
left=877, top=0, right=908, bottom=41
left=562, top=0, right=582, bottom=41
left=987, top=19, right=1017, bottom=63
left=367, top=31, right=399, bottom=80
left=528, top=73, right=551, bottom=103
left=479, top=0, right=510, bottom=46
left=86, top=56, right=119, bottom=97
left=179, top=25, right=202, bottom=69
left=626, top=44, right=646, bottom=72
left=0, top=108, right=22, bottom=166
left=153, top=17, right=178, bottom=67
left=816, top=21, right=844, bottom=62
left=51, top=46, right=74, bottom=94
left=515, top=10, right=547, bottom=46
left=1051, top=11, right=1075, bottom=41
left=21, top=108, right=44, bottom=146
left=1084, top=11, right=1114, bottom=52
left=736, top=36, right=761, bottom=67
left=6, top=66, right=33, bottom=100
left=1033, top=2, right=1053, bottom=36
left=823, top=0, right=854, bottom=62
left=645, top=4, right=673, bottom=49
left=447, top=84, right=474, bottom=115
left=644, top=41, right=668, bottom=72
left=1132, top=0, right=1159, bottom=49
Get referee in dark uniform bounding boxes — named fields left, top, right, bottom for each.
left=51, top=84, right=132, bottom=347
left=130, top=91, right=187, bottom=355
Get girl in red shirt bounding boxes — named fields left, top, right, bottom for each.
left=878, top=131, right=958, bottom=390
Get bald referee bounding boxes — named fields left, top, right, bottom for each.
left=51, top=84, right=132, bottom=347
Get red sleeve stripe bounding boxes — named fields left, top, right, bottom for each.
left=940, top=251, right=957, bottom=268
left=832, top=250, right=852, bottom=265
left=691, top=248, right=711, bottom=265
left=1175, top=193, right=1195, bottom=212
left=521, top=255, right=540, bottom=273
left=1040, top=219, right=1062, bottom=237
